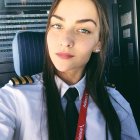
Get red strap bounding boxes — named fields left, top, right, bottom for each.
left=75, top=89, right=89, bottom=140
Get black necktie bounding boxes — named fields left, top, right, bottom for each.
left=65, top=88, right=79, bottom=140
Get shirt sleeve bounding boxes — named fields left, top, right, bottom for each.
left=0, top=87, right=17, bottom=140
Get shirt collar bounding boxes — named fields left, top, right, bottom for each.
left=55, top=75, right=86, bottom=100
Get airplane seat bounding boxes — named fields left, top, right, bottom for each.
left=12, top=31, right=45, bottom=76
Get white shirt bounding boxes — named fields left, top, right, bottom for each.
left=55, top=75, right=112, bottom=140
left=0, top=73, right=139, bottom=140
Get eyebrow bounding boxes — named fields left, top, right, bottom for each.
left=51, top=14, right=97, bottom=26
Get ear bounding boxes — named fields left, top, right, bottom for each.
left=93, top=41, right=101, bottom=53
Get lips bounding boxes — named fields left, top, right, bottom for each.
left=56, top=52, right=74, bottom=59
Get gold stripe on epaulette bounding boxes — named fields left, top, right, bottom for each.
left=9, top=75, right=34, bottom=86
left=11, top=77, right=20, bottom=85
left=24, top=76, right=33, bottom=84
left=19, top=76, right=26, bottom=84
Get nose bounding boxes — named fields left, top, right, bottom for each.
left=59, top=31, right=74, bottom=48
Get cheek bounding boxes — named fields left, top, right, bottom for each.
left=76, top=39, right=98, bottom=63
left=76, top=43, right=93, bottom=62
left=47, top=32, right=57, bottom=52
left=78, top=39, right=97, bottom=53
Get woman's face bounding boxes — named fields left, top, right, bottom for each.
left=47, top=0, right=101, bottom=75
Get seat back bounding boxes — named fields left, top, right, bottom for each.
left=12, top=31, right=45, bottom=76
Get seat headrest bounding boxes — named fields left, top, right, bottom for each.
left=12, top=31, right=45, bottom=76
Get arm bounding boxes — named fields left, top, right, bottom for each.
left=0, top=87, right=17, bottom=140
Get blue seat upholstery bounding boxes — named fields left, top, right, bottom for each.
left=12, top=31, right=45, bottom=76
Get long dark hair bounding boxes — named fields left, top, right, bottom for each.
left=43, top=0, right=121, bottom=140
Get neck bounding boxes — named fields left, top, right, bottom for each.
left=57, top=70, right=85, bottom=85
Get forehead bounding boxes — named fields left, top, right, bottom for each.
left=53, top=0, right=99, bottom=24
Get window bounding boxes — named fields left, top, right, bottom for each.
left=0, top=0, right=52, bottom=62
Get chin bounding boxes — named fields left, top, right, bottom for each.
left=55, top=67, right=70, bottom=73
left=54, top=65, right=72, bottom=73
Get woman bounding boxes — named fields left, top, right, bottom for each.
left=0, top=0, right=139, bottom=140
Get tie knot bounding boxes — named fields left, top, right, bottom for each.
left=65, top=88, right=79, bottom=102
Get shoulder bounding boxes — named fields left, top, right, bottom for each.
left=106, top=87, right=140, bottom=138
left=8, top=73, right=43, bottom=87
left=0, top=73, right=45, bottom=135
left=106, top=86, right=132, bottom=114
left=106, top=87, right=140, bottom=139
left=0, top=73, right=43, bottom=102
left=106, top=86, right=133, bottom=122
left=3, top=72, right=42, bottom=88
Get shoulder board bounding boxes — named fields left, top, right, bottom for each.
left=9, top=75, right=34, bottom=86
left=106, top=82, right=116, bottom=88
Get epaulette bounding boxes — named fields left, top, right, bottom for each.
left=9, top=75, right=34, bottom=86
left=106, top=82, right=116, bottom=88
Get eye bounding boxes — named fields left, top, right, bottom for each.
left=78, top=29, right=91, bottom=34
left=51, top=24, right=62, bottom=29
